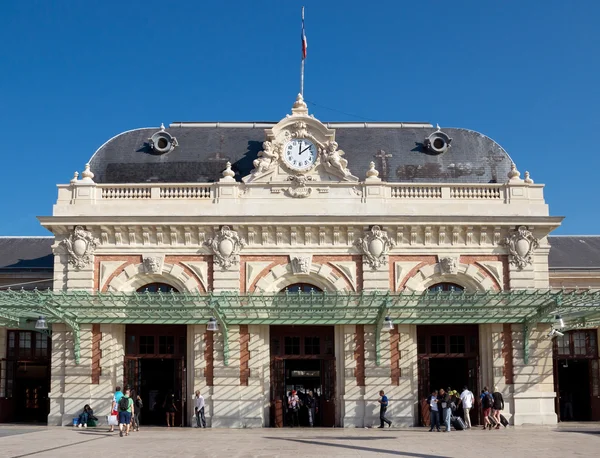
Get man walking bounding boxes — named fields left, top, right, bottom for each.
left=480, top=386, right=494, bottom=430
left=438, top=388, right=451, bottom=432
left=118, top=388, right=134, bottom=437
left=194, top=390, right=206, bottom=428
left=108, top=386, right=123, bottom=433
left=378, top=390, right=392, bottom=428
left=459, top=385, right=474, bottom=429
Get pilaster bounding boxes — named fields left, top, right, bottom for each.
left=212, top=264, right=241, bottom=292
left=362, top=262, right=390, bottom=291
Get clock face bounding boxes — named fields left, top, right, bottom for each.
left=283, top=139, right=318, bottom=171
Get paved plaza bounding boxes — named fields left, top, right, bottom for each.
left=0, top=424, right=598, bottom=458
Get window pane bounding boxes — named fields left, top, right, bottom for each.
left=19, top=333, right=32, bottom=358
left=284, top=336, right=300, bottom=355
left=574, top=332, right=586, bottom=355
left=36, top=334, right=48, bottom=358
left=139, top=336, right=154, bottom=354
left=304, top=337, right=320, bottom=355
left=8, top=332, right=15, bottom=358
left=557, top=334, right=570, bottom=356
left=159, top=336, right=175, bottom=354
left=431, top=335, right=445, bottom=354
left=450, top=336, right=466, bottom=354
left=589, top=332, right=597, bottom=357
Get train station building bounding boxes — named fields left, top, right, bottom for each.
left=1, top=95, right=599, bottom=427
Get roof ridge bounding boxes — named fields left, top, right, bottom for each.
left=549, top=235, right=600, bottom=237
left=0, top=236, right=54, bottom=239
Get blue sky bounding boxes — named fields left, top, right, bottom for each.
left=1, top=0, right=598, bottom=235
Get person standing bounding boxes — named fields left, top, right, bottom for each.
left=492, top=387, right=504, bottom=429
left=132, top=391, right=143, bottom=432
left=428, top=390, right=440, bottom=432
left=480, top=386, right=494, bottom=430
left=378, top=390, right=392, bottom=428
left=306, top=391, right=316, bottom=427
left=108, top=386, right=123, bottom=432
left=163, top=391, right=177, bottom=427
left=438, top=388, right=451, bottom=432
left=287, top=390, right=300, bottom=427
left=118, top=388, right=134, bottom=437
left=459, top=385, right=474, bottom=429
left=194, top=390, right=206, bottom=428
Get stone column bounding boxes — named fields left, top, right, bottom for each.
left=341, top=324, right=364, bottom=427
left=511, top=323, right=556, bottom=425
left=188, top=324, right=207, bottom=426
left=396, top=324, right=418, bottom=427
left=247, top=324, right=270, bottom=427
left=211, top=325, right=241, bottom=427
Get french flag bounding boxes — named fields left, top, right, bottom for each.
left=301, top=8, right=307, bottom=60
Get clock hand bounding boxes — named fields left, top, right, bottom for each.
left=299, top=146, right=311, bottom=155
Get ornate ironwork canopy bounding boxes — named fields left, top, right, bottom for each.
left=0, top=289, right=599, bottom=365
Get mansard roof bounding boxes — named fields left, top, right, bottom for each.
left=548, top=236, right=600, bottom=270
left=0, top=237, right=54, bottom=272
left=88, top=123, right=514, bottom=184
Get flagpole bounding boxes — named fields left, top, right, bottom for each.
left=300, top=6, right=305, bottom=97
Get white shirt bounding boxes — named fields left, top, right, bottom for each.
left=460, top=390, right=474, bottom=409
left=195, top=395, right=205, bottom=409
left=430, top=396, right=438, bottom=412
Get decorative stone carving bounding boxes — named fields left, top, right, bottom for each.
left=252, top=141, right=280, bottom=175
left=425, top=126, right=452, bottom=154
left=507, top=163, right=522, bottom=182
left=142, top=255, right=163, bottom=274
left=365, top=161, right=380, bottom=181
left=205, top=226, right=246, bottom=269
left=220, top=162, right=236, bottom=182
left=439, top=256, right=459, bottom=274
left=80, top=163, right=95, bottom=182
left=286, top=175, right=313, bottom=198
left=524, top=171, right=534, bottom=184
left=320, top=141, right=358, bottom=181
left=290, top=254, right=312, bottom=274
left=502, top=226, right=539, bottom=269
left=355, top=225, right=395, bottom=269
left=61, top=226, right=99, bottom=269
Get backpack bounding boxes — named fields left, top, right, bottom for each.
left=118, top=396, right=130, bottom=412
left=482, top=393, right=493, bottom=409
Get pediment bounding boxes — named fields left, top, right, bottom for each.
left=242, top=94, right=358, bottom=184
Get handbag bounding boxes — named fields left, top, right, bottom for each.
left=107, top=414, right=119, bottom=426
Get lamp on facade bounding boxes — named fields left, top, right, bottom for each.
left=35, top=316, right=48, bottom=330
left=383, top=316, right=394, bottom=332
left=207, top=317, right=218, bottom=332
left=555, top=314, right=565, bottom=329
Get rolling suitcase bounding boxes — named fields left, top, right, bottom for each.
left=451, top=416, right=466, bottom=431
left=499, top=414, right=509, bottom=427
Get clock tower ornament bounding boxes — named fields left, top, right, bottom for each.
left=243, top=94, right=358, bottom=184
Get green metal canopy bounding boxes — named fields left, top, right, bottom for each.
left=0, top=289, right=599, bottom=366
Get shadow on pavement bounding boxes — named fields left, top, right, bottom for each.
left=264, top=436, right=447, bottom=457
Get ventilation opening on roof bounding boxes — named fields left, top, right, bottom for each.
left=148, top=130, right=178, bottom=155
left=425, top=130, right=452, bottom=155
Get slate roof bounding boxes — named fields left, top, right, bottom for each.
left=548, top=236, right=600, bottom=270
left=0, top=237, right=54, bottom=272
left=88, top=124, right=514, bottom=184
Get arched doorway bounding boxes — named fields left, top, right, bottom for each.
left=417, top=282, right=480, bottom=427
left=270, top=283, right=335, bottom=428
left=125, top=282, right=187, bottom=426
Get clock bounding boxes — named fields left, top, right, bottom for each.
left=282, top=139, right=318, bottom=172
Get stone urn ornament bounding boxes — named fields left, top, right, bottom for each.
left=205, top=226, right=246, bottom=269
left=355, top=225, right=395, bottom=269
left=61, top=226, right=99, bottom=269
left=502, top=226, right=539, bottom=269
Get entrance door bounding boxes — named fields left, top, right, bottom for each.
left=124, top=324, right=187, bottom=426
left=269, top=325, right=336, bottom=427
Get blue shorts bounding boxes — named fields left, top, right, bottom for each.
left=118, top=411, right=131, bottom=425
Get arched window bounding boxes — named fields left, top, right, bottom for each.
left=282, top=283, right=323, bottom=293
left=136, top=283, right=179, bottom=293
left=428, top=282, right=464, bottom=292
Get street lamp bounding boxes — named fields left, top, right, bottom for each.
left=35, top=316, right=48, bottom=330
left=555, top=314, right=565, bottom=329
left=207, top=317, right=218, bottom=332
left=383, top=316, right=394, bottom=332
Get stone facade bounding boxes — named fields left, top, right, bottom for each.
left=4, top=94, right=582, bottom=427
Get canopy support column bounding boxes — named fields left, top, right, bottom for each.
left=211, top=299, right=230, bottom=367
left=375, top=297, right=390, bottom=366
